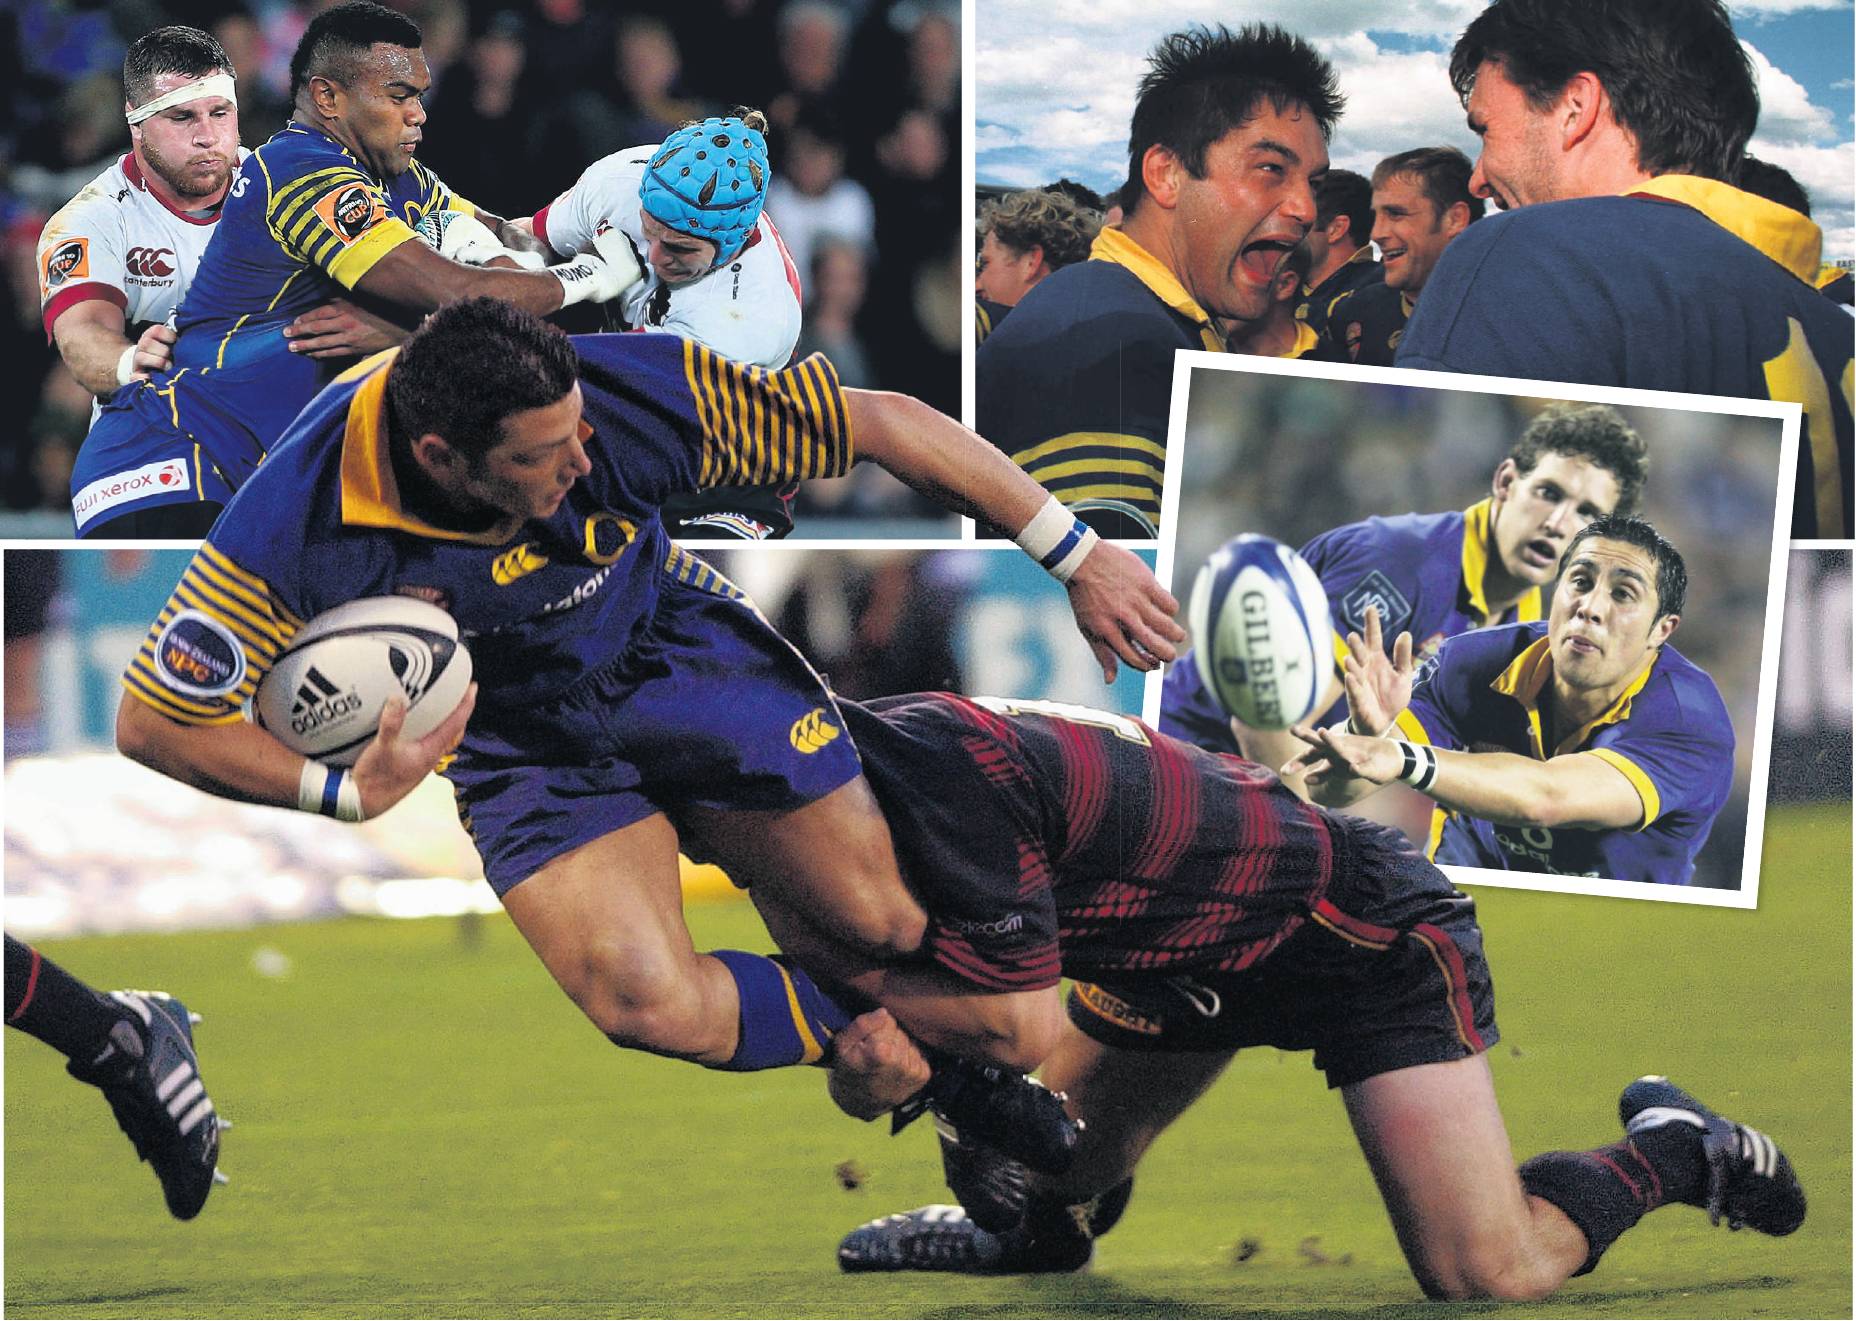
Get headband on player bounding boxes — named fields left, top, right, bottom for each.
left=638, top=117, right=769, bottom=266
left=126, top=72, right=238, bottom=125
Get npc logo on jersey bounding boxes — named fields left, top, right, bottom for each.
left=1340, top=571, right=1413, bottom=636
left=153, top=608, right=247, bottom=698
left=315, top=183, right=388, bottom=245
left=41, top=237, right=90, bottom=293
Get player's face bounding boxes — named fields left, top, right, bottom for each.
left=130, top=72, right=238, bottom=201
left=1173, top=104, right=1327, bottom=325
left=466, top=384, right=593, bottom=521
left=975, top=230, right=1043, bottom=306
left=1463, top=61, right=1564, bottom=210
left=1490, top=452, right=1622, bottom=584
left=639, top=210, right=719, bottom=285
left=1549, top=539, right=1677, bottom=692
left=338, top=44, right=430, bottom=178
left=1370, top=173, right=1461, bottom=295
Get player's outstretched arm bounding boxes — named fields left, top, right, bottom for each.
left=352, top=224, right=641, bottom=320
left=116, top=685, right=475, bottom=821
left=844, top=388, right=1184, bottom=680
left=1284, top=724, right=1647, bottom=829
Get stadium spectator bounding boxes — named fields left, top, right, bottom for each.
left=417, top=12, right=536, bottom=215
left=974, top=186, right=1101, bottom=345
left=766, top=0, right=850, bottom=135
left=795, top=235, right=875, bottom=386
left=1164, top=403, right=1647, bottom=803
left=5, top=933, right=223, bottom=1220
left=65, top=0, right=643, bottom=539
left=975, top=24, right=1341, bottom=538
left=1296, top=167, right=1377, bottom=341
left=764, top=106, right=876, bottom=284
left=1290, top=516, right=1730, bottom=887
left=1397, top=0, right=1853, bottom=539
left=1323, top=147, right=1481, bottom=366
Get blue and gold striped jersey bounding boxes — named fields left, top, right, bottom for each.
left=975, top=227, right=1225, bottom=539
left=1162, top=501, right=1543, bottom=754
left=121, top=333, right=852, bottom=722
left=1399, top=176, right=1854, bottom=539
left=1394, top=621, right=1733, bottom=885
left=1322, top=281, right=1412, bottom=367
left=125, top=122, right=470, bottom=482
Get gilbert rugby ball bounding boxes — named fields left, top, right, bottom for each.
left=1187, top=534, right=1332, bottom=730
left=254, top=597, right=472, bottom=766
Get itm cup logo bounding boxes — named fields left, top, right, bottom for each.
left=315, top=184, right=387, bottom=245
left=42, top=237, right=90, bottom=293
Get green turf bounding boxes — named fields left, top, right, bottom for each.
left=6, top=802, right=1849, bottom=1318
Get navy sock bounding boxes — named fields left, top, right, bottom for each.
left=1519, top=1129, right=1701, bottom=1276
left=710, top=950, right=858, bottom=1071
left=4, top=935, right=127, bottom=1063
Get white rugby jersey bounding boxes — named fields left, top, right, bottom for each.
left=38, top=148, right=250, bottom=339
left=534, top=144, right=803, bottom=370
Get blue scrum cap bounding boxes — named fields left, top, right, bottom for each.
left=638, top=117, right=770, bottom=265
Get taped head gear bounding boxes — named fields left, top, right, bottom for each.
left=638, top=117, right=770, bottom=266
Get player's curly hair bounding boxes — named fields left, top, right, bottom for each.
left=1124, top=24, right=1343, bottom=214
left=1565, top=515, right=1687, bottom=621
left=1371, top=148, right=1486, bottom=225
left=290, top=0, right=423, bottom=103
left=1313, top=170, right=1372, bottom=249
left=386, top=298, right=579, bottom=464
left=978, top=189, right=1102, bottom=272
left=1509, top=403, right=1648, bottom=518
left=1449, top=0, right=1756, bottom=182
left=124, top=27, right=234, bottom=108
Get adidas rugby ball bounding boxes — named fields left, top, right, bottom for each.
left=1186, top=534, right=1332, bottom=730
left=253, top=597, right=472, bottom=766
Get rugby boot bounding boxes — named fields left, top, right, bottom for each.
left=935, top=1118, right=1028, bottom=1232
left=1619, top=1075, right=1804, bottom=1234
left=838, top=1204, right=1092, bottom=1275
left=891, top=1054, right=1081, bottom=1174
left=66, top=990, right=223, bottom=1219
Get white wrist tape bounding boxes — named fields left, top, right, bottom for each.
left=126, top=73, right=237, bottom=124
left=116, top=344, right=139, bottom=387
left=1395, top=741, right=1439, bottom=793
left=1015, top=495, right=1099, bottom=583
left=298, top=759, right=366, bottom=823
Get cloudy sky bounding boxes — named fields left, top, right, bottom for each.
left=974, top=0, right=1855, bottom=263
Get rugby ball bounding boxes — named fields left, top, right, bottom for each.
left=413, top=208, right=500, bottom=258
left=1186, top=534, right=1332, bottom=730
left=253, top=597, right=472, bottom=767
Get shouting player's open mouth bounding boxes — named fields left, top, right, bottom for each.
left=1236, top=235, right=1298, bottom=285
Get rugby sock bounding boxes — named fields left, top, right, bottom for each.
left=4, top=935, right=130, bottom=1062
left=710, top=950, right=860, bottom=1071
left=995, top=1182, right=1131, bottom=1272
left=1518, top=1128, right=1705, bottom=1275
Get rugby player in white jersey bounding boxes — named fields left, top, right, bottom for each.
left=38, top=27, right=244, bottom=404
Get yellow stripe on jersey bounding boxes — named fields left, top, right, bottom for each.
left=1011, top=431, right=1168, bottom=465
left=682, top=343, right=853, bottom=488
left=268, top=166, right=369, bottom=257
left=326, top=217, right=417, bottom=289
left=1583, top=747, right=1662, bottom=830
left=121, top=542, right=304, bottom=726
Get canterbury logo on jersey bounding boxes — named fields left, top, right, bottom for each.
left=125, top=246, right=175, bottom=278
left=492, top=543, right=550, bottom=585
left=789, top=707, right=841, bottom=753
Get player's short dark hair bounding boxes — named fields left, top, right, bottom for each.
left=124, top=26, right=234, bottom=108
left=1449, top=0, right=1756, bottom=181
left=1508, top=403, right=1648, bottom=517
left=386, top=298, right=578, bottom=463
left=1371, top=147, right=1486, bottom=224
left=1043, top=178, right=1107, bottom=213
left=1124, top=24, right=1343, bottom=211
left=979, top=189, right=1102, bottom=270
left=1313, top=169, right=1372, bottom=247
left=1737, top=155, right=1811, bottom=218
left=1565, top=515, right=1686, bottom=620
left=290, top=1, right=423, bottom=103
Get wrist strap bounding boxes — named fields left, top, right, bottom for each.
left=298, top=760, right=366, bottom=823
left=1014, top=495, right=1098, bottom=583
left=1395, top=741, right=1438, bottom=793
left=115, top=344, right=139, bottom=387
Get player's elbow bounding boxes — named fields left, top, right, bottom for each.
left=115, top=693, right=169, bottom=768
left=967, top=988, right=1065, bottom=1073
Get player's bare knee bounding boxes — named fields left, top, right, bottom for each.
left=965, top=988, right=1065, bottom=1073
left=558, top=942, right=713, bottom=1053
left=1414, top=1244, right=1557, bottom=1303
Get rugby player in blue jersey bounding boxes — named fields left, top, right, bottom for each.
left=1287, top=516, right=1732, bottom=886
left=1162, top=403, right=1648, bottom=799
left=1397, top=0, right=1853, bottom=539
left=114, top=298, right=1182, bottom=1148
left=72, top=2, right=643, bottom=540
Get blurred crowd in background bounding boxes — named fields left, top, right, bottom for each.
left=1174, top=371, right=1794, bottom=889
left=2, top=0, right=961, bottom=527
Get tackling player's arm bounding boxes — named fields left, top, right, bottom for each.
left=49, top=300, right=177, bottom=396
left=844, top=388, right=1186, bottom=680
left=349, top=224, right=638, bottom=319
left=1284, top=725, right=1648, bottom=829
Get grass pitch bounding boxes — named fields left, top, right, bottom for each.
left=6, top=802, right=1849, bottom=1318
